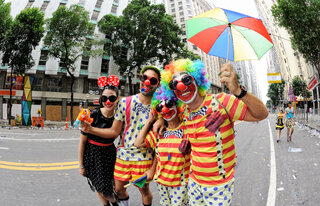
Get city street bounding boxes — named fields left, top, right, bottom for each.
left=0, top=115, right=319, bottom=206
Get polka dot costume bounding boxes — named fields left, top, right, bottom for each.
left=156, top=183, right=188, bottom=206
left=188, top=178, right=234, bottom=206
left=114, top=94, right=153, bottom=162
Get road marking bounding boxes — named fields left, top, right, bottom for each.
left=266, top=119, right=277, bottom=206
left=0, top=160, right=79, bottom=171
left=0, top=147, right=9, bottom=150
left=0, top=137, right=78, bottom=141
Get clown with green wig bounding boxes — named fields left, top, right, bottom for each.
left=161, top=59, right=268, bottom=205
left=135, top=78, right=191, bottom=206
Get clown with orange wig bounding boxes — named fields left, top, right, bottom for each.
left=135, top=81, right=191, bottom=206
left=162, top=59, right=268, bottom=205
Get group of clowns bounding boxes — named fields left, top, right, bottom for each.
left=81, top=58, right=268, bottom=206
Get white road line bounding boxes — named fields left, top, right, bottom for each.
left=0, top=137, right=78, bottom=141
left=266, top=119, right=277, bottom=206
left=0, top=147, right=9, bottom=150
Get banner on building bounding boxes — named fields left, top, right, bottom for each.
left=308, top=75, right=318, bottom=90
left=267, top=73, right=282, bottom=83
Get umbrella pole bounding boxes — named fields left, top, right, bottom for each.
left=227, top=23, right=231, bottom=62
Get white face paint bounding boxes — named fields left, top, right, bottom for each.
left=162, top=106, right=177, bottom=121
left=173, top=72, right=198, bottom=104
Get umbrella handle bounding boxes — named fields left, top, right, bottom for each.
left=123, top=183, right=131, bottom=188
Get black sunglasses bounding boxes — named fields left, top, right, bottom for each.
left=169, top=75, right=193, bottom=90
left=156, top=100, right=175, bottom=113
left=139, top=75, right=159, bottom=85
left=101, top=95, right=117, bottom=103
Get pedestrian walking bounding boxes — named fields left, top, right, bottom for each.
left=162, top=59, right=268, bottom=205
left=84, top=66, right=163, bottom=206
left=78, top=79, right=120, bottom=206
left=275, top=109, right=284, bottom=143
left=135, top=83, right=190, bottom=206
left=284, top=101, right=296, bottom=142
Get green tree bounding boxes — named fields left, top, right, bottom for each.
left=0, top=0, right=12, bottom=51
left=98, top=0, right=198, bottom=94
left=292, top=75, right=311, bottom=98
left=2, top=7, right=45, bottom=125
left=44, top=4, right=100, bottom=124
left=267, top=80, right=286, bottom=106
left=272, top=1, right=320, bottom=75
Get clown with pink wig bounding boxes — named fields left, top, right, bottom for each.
left=135, top=79, right=191, bottom=206
left=161, top=59, right=268, bottom=205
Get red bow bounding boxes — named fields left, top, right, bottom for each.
left=97, top=75, right=120, bottom=88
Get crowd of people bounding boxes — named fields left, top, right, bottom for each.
left=78, top=59, right=268, bottom=206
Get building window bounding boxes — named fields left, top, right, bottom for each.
left=180, top=11, right=184, bottom=16
left=171, top=3, right=174, bottom=7
left=25, top=2, right=33, bottom=9
left=91, top=10, right=99, bottom=21
left=79, top=0, right=86, bottom=4
left=179, top=6, right=183, bottom=10
left=39, top=50, right=48, bottom=66
left=111, top=5, right=118, bottom=14
left=178, top=1, right=182, bottom=5
left=171, top=8, right=175, bottom=12
left=180, top=17, right=185, bottom=22
left=81, top=56, right=89, bottom=70
left=182, top=30, right=186, bottom=35
left=181, top=24, right=185, bottom=28
left=33, top=76, right=43, bottom=91
left=47, top=77, right=61, bottom=92
left=182, top=38, right=187, bottom=42
left=95, top=0, right=103, bottom=8
left=88, top=79, right=99, bottom=91
left=101, top=59, right=109, bottom=73
left=187, top=5, right=191, bottom=9
left=193, top=45, right=198, bottom=50
left=188, top=10, right=192, bottom=15
left=114, top=0, right=119, bottom=3
left=40, top=2, right=49, bottom=11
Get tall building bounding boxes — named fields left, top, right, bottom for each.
left=1, top=0, right=131, bottom=121
left=166, top=0, right=222, bottom=93
left=254, top=0, right=317, bottom=103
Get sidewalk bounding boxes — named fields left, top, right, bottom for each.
left=0, top=119, right=73, bottom=129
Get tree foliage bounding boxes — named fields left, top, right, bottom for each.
left=2, top=7, right=45, bottom=73
left=267, top=80, right=286, bottom=106
left=0, top=0, right=12, bottom=51
left=44, top=4, right=99, bottom=124
left=2, top=7, right=45, bottom=124
left=98, top=0, right=199, bottom=94
left=292, top=75, right=311, bottom=98
left=272, top=0, right=320, bottom=75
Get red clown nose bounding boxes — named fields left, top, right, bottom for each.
left=177, top=82, right=187, bottom=91
left=106, top=100, right=111, bottom=105
left=162, top=106, right=169, bottom=114
left=144, top=79, right=150, bottom=86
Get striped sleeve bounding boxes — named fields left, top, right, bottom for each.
left=218, top=93, right=247, bottom=121
left=145, top=130, right=158, bottom=149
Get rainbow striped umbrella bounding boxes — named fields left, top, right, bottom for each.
left=187, top=8, right=273, bottom=61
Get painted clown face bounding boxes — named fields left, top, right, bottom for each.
left=156, top=100, right=177, bottom=121
left=169, top=72, right=198, bottom=104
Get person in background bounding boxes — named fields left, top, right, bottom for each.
left=135, top=82, right=190, bottom=206
left=284, top=101, right=296, bottom=142
left=275, top=109, right=284, bottom=143
left=78, top=80, right=120, bottom=206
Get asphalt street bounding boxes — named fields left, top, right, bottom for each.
left=0, top=115, right=319, bottom=206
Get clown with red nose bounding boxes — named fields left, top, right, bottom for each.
left=161, top=59, right=268, bottom=206
left=135, top=82, right=191, bottom=206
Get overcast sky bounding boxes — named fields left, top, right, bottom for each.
left=207, top=0, right=269, bottom=103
